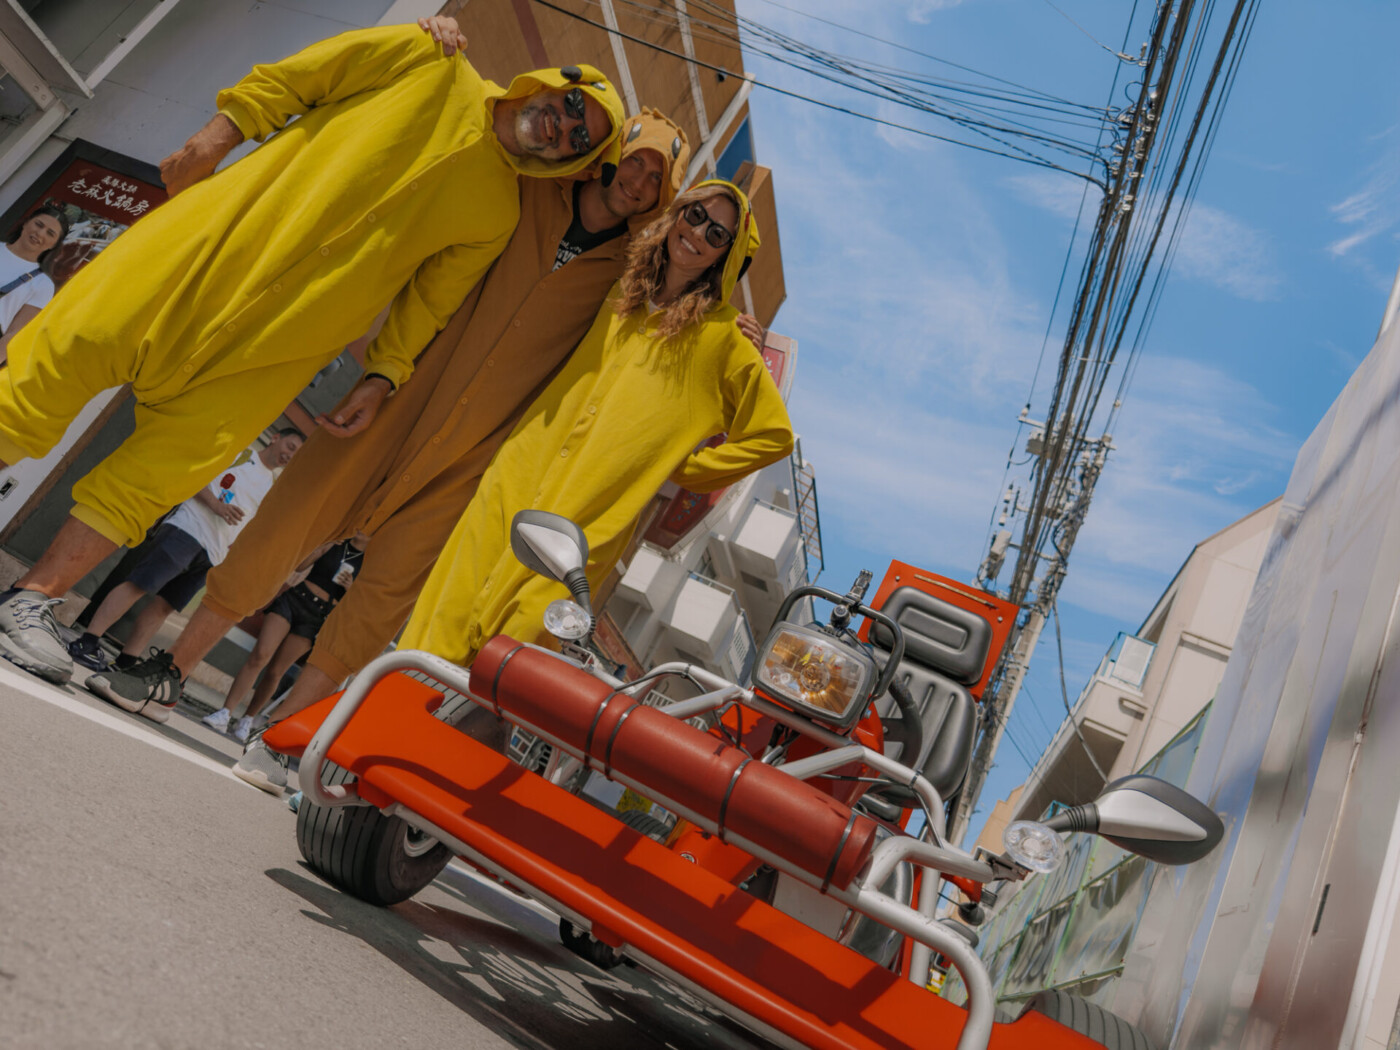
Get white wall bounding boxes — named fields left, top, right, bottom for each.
left=0, top=0, right=404, bottom=216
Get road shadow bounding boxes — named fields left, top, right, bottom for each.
left=266, top=865, right=774, bottom=1050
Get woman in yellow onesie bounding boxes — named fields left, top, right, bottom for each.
left=400, top=179, right=794, bottom=667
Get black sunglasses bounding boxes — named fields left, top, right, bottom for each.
left=563, top=88, right=591, bottom=156
left=681, top=200, right=736, bottom=249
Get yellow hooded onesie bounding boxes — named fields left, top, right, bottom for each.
left=0, top=25, right=623, bottom=547
left=199, top=110, right=692, bottom=684
left=401, top=179, right=795, bottom=667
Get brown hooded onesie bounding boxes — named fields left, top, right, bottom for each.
left=200, top=108, right=691, bottom=684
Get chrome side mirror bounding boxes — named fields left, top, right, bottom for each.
left=511, top=510, right=588, bottom=582
left=510, top=510, right=592, bottom=619
left=1044, top=774, right=1223, bottom=865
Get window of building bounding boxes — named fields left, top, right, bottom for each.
left=715, top=116, right=754, bottom=183
left=696, top=550, right=718, bottom=582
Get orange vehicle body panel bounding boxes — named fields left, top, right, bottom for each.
left=858, top=561, right=1020, bottom=701
left=265, top=669, right=1101, bottom=1050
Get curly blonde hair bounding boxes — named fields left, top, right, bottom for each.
left=614, top=184, right=740, bottom=342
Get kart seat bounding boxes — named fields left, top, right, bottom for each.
left=474, top=636, right=881, bottom=892
left=869, top=586, right=980, bottom=801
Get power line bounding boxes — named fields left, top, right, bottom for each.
left=956, top=0, right=1260, bottom=842
left=749, top=0, right=1101, bottom=108
left=532, top=0, right=1109, bottom=185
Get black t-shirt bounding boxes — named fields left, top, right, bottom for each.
left=553, top=181, right=627, bottom=271
left=303, top=540, right=364, bottom=603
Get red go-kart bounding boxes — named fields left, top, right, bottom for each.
left=263, top=511, right=1221, bottom=1050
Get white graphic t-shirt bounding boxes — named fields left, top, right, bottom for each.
left=164, top=453, right=275, bottom=565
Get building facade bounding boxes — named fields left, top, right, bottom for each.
left=949, top=498, right=1282, bottom=1018
left=981, top=497, right=1281, bottom=844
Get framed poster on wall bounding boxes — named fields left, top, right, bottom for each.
left=0, top=137, right=165, bottom=287
left=0, top=139, right=167, bottom=550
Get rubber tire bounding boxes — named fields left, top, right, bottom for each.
left=1020, top=990, right=1156, bottom=1050
left=618, top=807, right=670, bottom=842
left=554, top=809, right=664, bottom=969
left=295, top=761, right=452, bottom=906
left=558, top=918, right=625, bottom=970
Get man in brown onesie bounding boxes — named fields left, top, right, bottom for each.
left=94, top=109, right=692, bottom=759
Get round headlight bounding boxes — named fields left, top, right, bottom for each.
left=1003, top=820, right=1064, bottom=873
left=543, top=598, right=590, bottom=641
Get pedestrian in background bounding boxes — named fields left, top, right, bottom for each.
left=202, top=534, right=365, bottom=743
left=0, top=205, right=68, bottom=361
left=67, top=430, right=303, bottom=709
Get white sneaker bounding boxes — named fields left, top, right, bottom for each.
left=232, top=715, right=255, bottom=743
left=202, top=707, right=232, bottom=732
left=0, top=588, right=73, bottom=684
left=233, top=737, right=288, bottom=795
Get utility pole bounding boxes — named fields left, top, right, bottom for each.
left=946, top=0, right=1255, bottom=846
left=951, top=431, right=1110, bottom=843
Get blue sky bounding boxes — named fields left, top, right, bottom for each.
left=733, top=0, right=1400, bottom=842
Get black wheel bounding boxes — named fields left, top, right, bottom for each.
left=1018, top=990, right=1156, bottom=1050
left=295, top=762, right=452, bottom=906
left=617, top=807, right=670, bottom=842
left=558, top=918, right=625, bottom=970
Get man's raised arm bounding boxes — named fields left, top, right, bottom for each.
left=161, top=24, right=457, bottom=196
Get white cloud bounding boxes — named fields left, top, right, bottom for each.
left=1055, top=354, right=1296, bottom=618
left=736, top=0, right=1300, bottom=662
left=907, top=0, right=966, bottom=24
left=1007, top=171, right=1102, bottom=221
left=792, top=377, right=1013, bottom=573
left=1329, top=123, right=1400, bottom=259
left=1172, top=203, right=1282, bottom=302
left=1008, top=172, right=1281, bottom=301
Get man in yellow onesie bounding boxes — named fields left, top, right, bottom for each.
left=0, top=23, right=624, bottom=685
left=86, top=109, right=694, bottom=745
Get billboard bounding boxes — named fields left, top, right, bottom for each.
left=0, top=140, right=166, bottom=545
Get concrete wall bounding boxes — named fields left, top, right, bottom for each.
left=1109, top=283, right=1400, bottom=1049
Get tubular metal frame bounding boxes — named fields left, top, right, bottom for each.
left=298, top=648, right=1003, bottom=1050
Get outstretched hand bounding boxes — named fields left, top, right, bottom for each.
left=159, top=113, right=244, bottom=197
left=418, top=15, right=467, bottom=56
left=316, top=377, right=392, bottom=438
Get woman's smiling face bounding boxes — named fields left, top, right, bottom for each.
left=666, top=192, right=738, bottom=284
left=22, top=213, right=61, bottom=255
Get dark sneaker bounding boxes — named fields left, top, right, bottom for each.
left=232, top=735, right=289, bottom=795
left=86, top=649, right=181, bottom=724
left=0, top=588, right=73, bottom=684
left=66, top=632, right=111, bottom=672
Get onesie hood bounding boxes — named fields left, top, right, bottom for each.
left=618, top=107, right=691, bottom=219
left=689, top=178, right=759, bottom=306
left=488, top=64, right=624, bottom=179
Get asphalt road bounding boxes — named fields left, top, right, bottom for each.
left=0, top=660, right=773, bottom=1050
